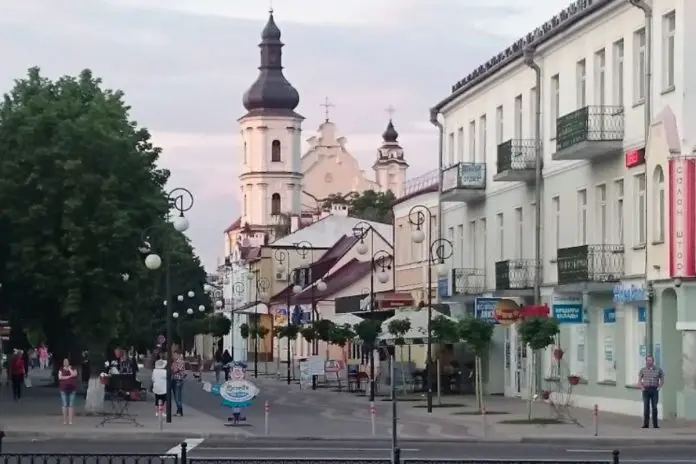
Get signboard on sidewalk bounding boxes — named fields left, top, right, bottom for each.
left=308, top=356, right=325, bottom=376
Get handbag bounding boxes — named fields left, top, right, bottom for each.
left=24, top=377, right=32, bottom=388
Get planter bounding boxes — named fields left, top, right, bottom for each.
left=553, top=348, right=564, bottom=360
left=540, top=390, right=551, bottom=400
left=568, top=375, right=580, bottom=386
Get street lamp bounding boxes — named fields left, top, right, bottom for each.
left=408, top=205, right=453, bottom=413
left=141, top=187, right=194, bottom=423
left=353, top=221, right=393, bottom=402
left=274, top=249, right=296, bottom=385
left=233, top=269, right=270, bottom=378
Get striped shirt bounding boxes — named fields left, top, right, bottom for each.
left=639, top=366, right=664, bottom=388
left=171, top=358, right=186, bottom=380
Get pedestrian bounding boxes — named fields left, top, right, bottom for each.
left=38, top=345, right=48, bottom=370
left=9, top=349, right=26, bottom=400
left=222, top=349, right=232, bottom=381
left=639, top=355, right=664, bottom=428
left=58, top=358, right=78, bottom=425
left=213, top=348, right=223, bottom=383
left=171, top=351, right=186, bottom=416
left=151, top=358, right=168, bottom=416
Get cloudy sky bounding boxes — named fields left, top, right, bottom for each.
left=0, top=0, right=572, bottom=270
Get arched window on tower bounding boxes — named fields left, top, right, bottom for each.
left=653, top=165, right=665, bottom=242
left=243, top=194, right=247, bottom=217
left=243, top=142, right=247, bottom=164
left=271, top=140, right=281, bottom=162
left=271, top=193, right=281, bottom=214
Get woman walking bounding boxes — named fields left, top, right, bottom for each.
left=58, top=358, right=78, bottom=424
left=9, top=349, right=26, bottom=400
left=171, top=351, right=186, bottom=416
left=151, top=358, right=168, bottom=416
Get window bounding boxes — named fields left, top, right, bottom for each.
left=550, top=75, right=560, bottom=138
left=625, top=306, right=647, bottom=385
left=529, top=87, right=537, bottom=138
left=468, top=121, right=476, bottom=162
left=271, top=192, right=281, bottom=214
left=468, top=221, right=476, bottom=267
left=447, top=132, right=455, bottom=165
left=515, top=207, right=523, bottom=259
left=598, top=307, right=617, bottom=383
left=243, top=142, right=248, bottom=164
left=662, top=11, right=675, bottom=90
left=457, top=224, right=465, bottom=267
left=654, top=166, right=665, bottom=242
left=496, top=213, right=504, bottom=261
left=570, top=323, right=588, bottom=380
left=447, top=226, right=455, bottom=263
left=243, top=194, right=247, bottom=216
left=479, top=115, right=487, bottom=162
left=613, top=40, right=624, bottom=106
left=596, top=184, right=607, bottom=244
left=634, top=28, right=646, bottom=103
left=594, top=49, right=606, bottom=106
left=530, top=202, right=536, bottom=258
left=480, top=218, right=487, bottom=279
left=514, top=95, right=523, bottom=139
left=577, top=189, right=587, bottom=245
left=615, top=179, right=625, bottom=244
left=496, top=106, right=504, bottom=144
left=552, top=196, right=560, bottom=257
left=457, top=127, right=464, bottom=162
left=271, top=140, right=282, bottom=162
left=576, top=59, right=586, bottom=107
left=636, top=173, right=646, bottom=245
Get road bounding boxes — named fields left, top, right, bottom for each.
left=3, top=437, right=696, bottom=463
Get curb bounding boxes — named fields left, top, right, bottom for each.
left=520, top=436, right=696, bottom=445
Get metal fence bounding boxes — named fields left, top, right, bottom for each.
left=0, top=455, right=178, bottom=464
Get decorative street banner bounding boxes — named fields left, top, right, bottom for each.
left=668, top=157, right=696, bottom=277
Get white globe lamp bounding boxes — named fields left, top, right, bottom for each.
left=187, top=308, right=194, bottom=315
left=187, top=290, right=195, bottom=298
left=173, top=215, right=189, bottom=232
left=356, top=241, right=368, bottom=255
left=172, top=312, right=179, bottom=319
left=198, top=305, right=205, bottom=312
left=122, top=273, right=130, bottom=282
left=138, top=241, right=151, bottom=254
left=411, top=229, right=426, bottom=244
left=436, top=262, right=449, bottom=277
left=144, top=253, right=162, bottom=270
left=216, top=300, right=224, bottom=309
left=292, top=284, right=303, bottom=294
left=377, top=271, right=390, bottom=284
left=177, top=295, right=184, bottom=302
left=163, top=300, right=167, bottom=306
left=316, top=280, right=328, bottom=292
left=203, top=284, right=212, bottom=293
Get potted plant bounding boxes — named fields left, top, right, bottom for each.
left=553, top=347, right=564, bottom=360
left=387, top=318, right=411, bottom=358
left=540, top=389, right=551, bottom=400
left=568, top=375, right=580, bottom=386
left=239, top=322, right=250, bottom=340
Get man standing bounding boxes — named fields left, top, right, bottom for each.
left=639, top=355, right=664, bottom=428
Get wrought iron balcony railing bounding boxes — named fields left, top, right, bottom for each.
left=495, top=259, right=538, bottom=291
left=556, top=105, right=625, bottom=151
left=557, top=244, right=624, bottom=285
left=452, top=268, right=485, bottom=295
left=496, top=139, right=539, bottom=174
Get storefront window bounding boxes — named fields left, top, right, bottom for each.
left=597, top=308, right=617, bottom=382
left=570, top=325, right=587, bottom=378
left=624, top=306, right=646, bottom=385
left=551, top=300, right=586, bottom=378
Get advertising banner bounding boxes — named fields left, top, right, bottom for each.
left=668, top=157, right=696, bottom=277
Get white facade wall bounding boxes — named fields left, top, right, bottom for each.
left=222, top=260, right=251, bottom=361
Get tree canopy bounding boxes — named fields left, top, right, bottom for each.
left=321, top=190, right=395, bottom=224
left=0, top=67, right=208, bottom=362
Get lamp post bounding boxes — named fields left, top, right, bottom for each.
left=353, top=222, right=392, bottom=402
left=232, top=269, right=270, bottom=378
left=274, top=249, right=296, bottom=385
left=294, top=241, right=328, bottom=390
left=141, top=187, right=194, bottom=423
left=408, top=205, right=452, bottom=414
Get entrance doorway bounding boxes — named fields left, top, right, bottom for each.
left=504, top=324, right=529, bottom=397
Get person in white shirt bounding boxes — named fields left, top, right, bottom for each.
left=151, top=359, right=168, bottom=415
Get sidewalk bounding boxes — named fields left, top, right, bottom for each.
left=0, top=369, right=253, bottom=439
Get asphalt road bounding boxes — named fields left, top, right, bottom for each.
left=3, top=437, right=696, bottom=463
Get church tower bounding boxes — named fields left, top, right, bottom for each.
left=238, top=10, right=304, bottom=228
left=373, top=118, right=408, bottom=198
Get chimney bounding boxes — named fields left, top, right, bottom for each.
left=290, top=215, right=300, bottom=233
left=330, top=203, right=348, bottom=217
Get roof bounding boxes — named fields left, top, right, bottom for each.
left=224, top=217, right=241, bottom=233
left=269, top=214, right=392, bottom=248
left=289, top=259, right=373, bottom=305
left=432, top=0, right=617, bottom=113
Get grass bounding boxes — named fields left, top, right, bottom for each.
left=498, top=418, right=565, bottom=425
left=413, top=403, right=467, bottom=409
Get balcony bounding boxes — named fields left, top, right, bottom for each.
left=494, top=139, right=539, bottom=182
left=557, top=244, right=624, bottom=286
left=452, top=268, right=486, bottom=295
left=441, top=162, right=486, bottom=203
left=495, top=259, right=538, bottom=291
left=553, top=106, right=624, bottom=161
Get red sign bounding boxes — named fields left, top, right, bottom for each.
left=520, top=304, right=550, bottom=318
left=669, top=158, right=696, bottom=277
left=625, top=148, right=646, bottom=168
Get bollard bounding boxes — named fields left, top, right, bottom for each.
left=180, top=441, right=188, bottom=464
left=612, top=449, right=620, bottom=464
left=264, top=400, right=270, bottom=436
left=482, top=405, right=488, bottom=438
left=593, top=404, right=599, bottom=436
left=392, top=447, right=401, bottom=464
left=370, top=401, right=377, bottom=437
left=0, top=430, right=5, bottom=454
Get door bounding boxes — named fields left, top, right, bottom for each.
left=504, top=324, right=529, bottom=398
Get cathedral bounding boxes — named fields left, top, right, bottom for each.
left=224, top=10, right=409, bottom=249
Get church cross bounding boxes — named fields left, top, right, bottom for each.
left=321, top=97, right=334, bottom=122
left=385, top=105, right=396, bottom=120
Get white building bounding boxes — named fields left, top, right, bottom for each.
left=432, top=0, right=696, bottom=419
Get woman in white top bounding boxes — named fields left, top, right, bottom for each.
left=151, top=359, right=168, bottom=415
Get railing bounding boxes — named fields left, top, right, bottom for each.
left=557, top=244, right=625, bottom=285
left=402, top=169, right=439, bottom=197
left=556, top=105, right=624, bottom=151
left=496, top=139, right=539, bottom=173
left=0, top=454, right=178, bottom=463
left=495, top=259, right=538, bottom=290
left=452, top=268, right=486, bottom=295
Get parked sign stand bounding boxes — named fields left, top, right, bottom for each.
left=203, top=362, right=259, bottom=426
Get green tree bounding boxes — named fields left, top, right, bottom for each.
left=458, top=316, right=495, bottom=412
left=348, top=190, right=396, bottom=224
left=321, top=193, right=353, bottom=211
left=517, top=316, right=560, bottom=419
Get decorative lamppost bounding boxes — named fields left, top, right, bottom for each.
left=353, top=222, right=392, bottom=402
left=408, top=205, right=453, bottom=413
left=141, top=187, right=194, bottom=423
left=232, top=269, right=271, bottom=378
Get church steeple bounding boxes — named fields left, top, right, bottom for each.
left=242, top=10, right=300, bottom=117
left=382, top=119, right=399, bottom=143
left=373, top=107, right=408, bottom=198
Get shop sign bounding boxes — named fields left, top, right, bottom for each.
left=552, top=302, right=584, bottom=324
left=438, top=277, right=450, bottom=297
left=612, top=284, right=647, bottom=303
left=474, top=297, right=500, bottom=323
left=638, top=306, right=646, bottom=323
left=603, top=308, right=616, bottom=324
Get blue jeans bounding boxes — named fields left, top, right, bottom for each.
left=171, top=379, right=184, bottom=412
left=642, top=387, right=659, bottom=427
left=60, top=390, right=76, bottom=407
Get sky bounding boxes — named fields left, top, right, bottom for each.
left=0, top=0, right=573, bottom=271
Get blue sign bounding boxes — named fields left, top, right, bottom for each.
left=638, top=306, right=646, bottom=322
left=552, top=302, right=584, bottom=324
left=603, top=308, right=616, bottom=324
left=438, top=277, right=450, bottom=297
left=474, top=297, right=500, bottom=323
left=613, top=284, right=647, bottom=303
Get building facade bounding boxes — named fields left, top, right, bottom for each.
left=432, top=0, right=696, bottom=418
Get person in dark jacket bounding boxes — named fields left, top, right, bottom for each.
left=222, top=350, right=233, bottom=381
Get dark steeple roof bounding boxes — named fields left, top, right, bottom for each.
left=382, top=119, right=399, bottom=143
left=242, top=11, right=300, bottom=117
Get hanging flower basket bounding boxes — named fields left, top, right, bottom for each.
left=553, top=348, right=564, bottom=360
left=540, top=390, right=551, bottom=400
left=568, top=375, right=580, bottom=386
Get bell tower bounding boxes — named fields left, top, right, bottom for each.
left=373, top=107, right=408, bottom=198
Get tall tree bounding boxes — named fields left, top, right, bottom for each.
left=348, top=190, right=396, bottom=224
